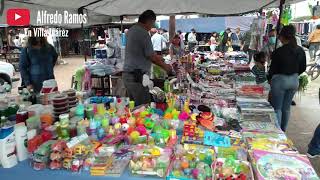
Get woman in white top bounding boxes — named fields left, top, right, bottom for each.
left=210, top=32, right=218, bottom=51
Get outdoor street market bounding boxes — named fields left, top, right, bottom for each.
left=0, top=0, right=320, bottom=180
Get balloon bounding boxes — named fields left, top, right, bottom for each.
left=130, top=131, right=140, bottom=140
left=136, top=125, right=147, bottom=135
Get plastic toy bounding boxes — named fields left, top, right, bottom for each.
left=110, top=117, right=119, bottom=125
left=136, top=125, right=147, bottom=136
left=32, top=161, right=46, bottom=170
left=197, top=112, right=215, bottom=131
left=121, top=123, right=129, bottom=132
left=101, top=117, right=109, bottom=128
left=129, top=145, right=172, bottom=177
left=183, top=122, right=196, bottom=137
left=127, top=117, right=136, bottom=126
left=135, top=117, right=144, bottom=126
left=144, top=118, right=155, bottom=130
left=71, top=159, right=83, bottom=172
left=178, top=111, right=189, bottom=121
left=252, top=150, right=319, bottom=180
left=129, top=131, right=140, bottom=141
left=119, top=117, right=127, bottom=124
left=167, top=144, right=214, bottom=180
left=63, top=158, right=72, bottom=169
left=204, top=131, right=231, bottom=147
left=49, top=160, right=62, bottom=170
left=73, top=144, right=89, bottom=156
left=51, top=140, right=67, bottom=152
left=213, top=158, right=252, bottom=180
left=28, top=135, right=44, bottom=153
left=50, top=151, right=62, bottom=160
left=114, top=123, right=122, bottom=130
left=63, top=148, right=73, bottom=159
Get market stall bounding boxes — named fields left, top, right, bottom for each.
left=0, top=46, right=319, bottom=180
left=1, top=1, right=318, bottom=180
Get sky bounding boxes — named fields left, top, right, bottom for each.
left=292, top=0, right=317, bottom=17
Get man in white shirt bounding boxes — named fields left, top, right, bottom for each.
left=13, top=36, right=21, bottom=47
left=188, top=28, right=198, bottom=51
left=151, top=28, right=168, bottom=55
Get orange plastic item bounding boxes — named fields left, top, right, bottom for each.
left=40, top=113, right=53, bottom=128
left=164, top=113, right=173, bottom=120
left=181, top=161, right=189, bottom=169
left=199, top=119, right=215, bottom=131
left=135, top=117, right=144, bottom=126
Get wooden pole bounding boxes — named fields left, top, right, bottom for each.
left=169, top=15, right=176, bottom=41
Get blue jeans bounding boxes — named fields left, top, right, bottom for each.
left=309, top=43, right=320, bottom=60
left=271, top=74, right=299, bottom=132
left=308, top=123, right=320, bottom=155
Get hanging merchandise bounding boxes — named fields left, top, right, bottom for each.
left=249, top=17, right=267, bottom=52
left=281, top=7, right=292, bottom=26
left=271, top=11, right=279, bottom=27
left=0, top=32, right=320, bottom=180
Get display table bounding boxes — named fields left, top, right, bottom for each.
left=0, top=161, right=160, bottom=180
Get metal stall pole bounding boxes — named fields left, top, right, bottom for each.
left=275, top=0, right=286, bottom=49
left=120, top=15, right=124, bottom=33
left=78, top=7, right=87, bottom=62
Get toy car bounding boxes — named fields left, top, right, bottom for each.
left=63, top=158, right=72, bottom=169
left=49, top=160, right=62, bottom=170
left=63, top=148, right=73, bottom=158
left=32, top=161, right=47, bottom=171
left=50, top=151, right=62, bottom=161
left=51, top=140, right=67, bottom=152
left=71, top=159, right=83, bottom=172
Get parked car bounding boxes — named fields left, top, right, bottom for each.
left=0, top=61, right=19, bottom=85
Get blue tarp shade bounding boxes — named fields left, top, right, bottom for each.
left=160, top=17, right=225, bottom=33
left=160, top=16, right=255, bottom=33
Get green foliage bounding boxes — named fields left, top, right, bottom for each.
left=298, top=74, right=309, bottom=92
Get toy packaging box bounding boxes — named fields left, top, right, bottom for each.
left=251, top=150, right=319, bottom=180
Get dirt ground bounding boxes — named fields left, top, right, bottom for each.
left=14, top=55, right=320, bottom=175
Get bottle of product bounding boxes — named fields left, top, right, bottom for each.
left=59, top=114, right=70, bottom=140
left=116, top=98, right=125, bottom=116
left=29, top=89, right=37, bottom=105
left=0, top=125, right=18, bottom=168
left=0, top=116, right=7, bottom=127
left=89, top=118, right=97, bottom=139
left=14, top=124, right=28, bottom=161
left=16, top=104, right=28, bottom=124
left=164, top=79, right=171, bottom=93
left=3, top=82, right=11, bottom=93
left=18, top=87, right=23, bottom=95
left=22, top=88, right=29, bottom=101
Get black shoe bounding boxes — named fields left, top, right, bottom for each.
left=291, top=101, right=296, bottom=106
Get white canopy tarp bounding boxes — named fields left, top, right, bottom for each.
left=2, top=1, right=115, bottom=28
left=16, top=0, right=305, bottom=16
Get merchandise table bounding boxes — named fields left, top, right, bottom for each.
left=0, top=160, right=160, bottom=180
left=1, top=52, right=319, bottom=180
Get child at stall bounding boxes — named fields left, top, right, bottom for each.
left=251, top=52, right=267, bottom=84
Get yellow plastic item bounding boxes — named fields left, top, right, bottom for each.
left=150, top=148, right=161, bottom=156
left=114, top=123, right=122, bottom=130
